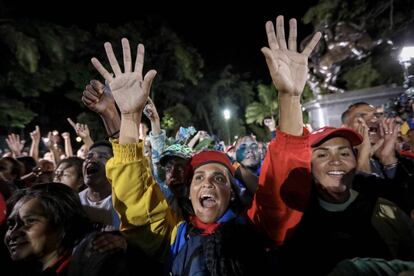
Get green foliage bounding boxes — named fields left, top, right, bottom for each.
left=161, top=103, right=193, bottom=136
left=342, top=58, right=380, bottom=90
left=0, top=99, right=37, bottom=128
left=303, top=0, right=341, bottom=25
left=0, top=18, right=204, bottom=134
left=245, top=83, right=278, bottom=125
left=188, top=65, right=254, bottom=142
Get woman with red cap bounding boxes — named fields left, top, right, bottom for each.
left=245, top=15, right=414, bottom=275
left=93, top=38, right=269, bottom=275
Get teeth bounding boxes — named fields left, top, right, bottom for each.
left=327, top=171, right=345, bottom=175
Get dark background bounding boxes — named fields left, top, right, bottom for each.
left=2, top=0, right=319, bottom=78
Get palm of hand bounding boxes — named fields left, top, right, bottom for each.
left=109, top=73, right=147, bottom=114
left=271, top=50, right=308, bottom=96
left=379, top=135, right=396, bottom=157
left=77, top=129, right=90, bottom=139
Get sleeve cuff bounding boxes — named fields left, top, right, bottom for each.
left=112, top=140, right=144, bottom=163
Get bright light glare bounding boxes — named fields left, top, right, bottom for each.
left=223, top=109, right=231, bottom=120
left=399, top=46, right=414, bottom=62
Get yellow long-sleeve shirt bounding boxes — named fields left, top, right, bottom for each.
left=106, top=140, right=182, bottom=262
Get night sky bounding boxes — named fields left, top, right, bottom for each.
left=3, top=0, right=319, bottom=78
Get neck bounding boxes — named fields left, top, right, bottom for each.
left=317, top=188, right=350, bottom=204
left=41, top=250, right=60, bottom=271
left=87, top=185, right=111, bottom=201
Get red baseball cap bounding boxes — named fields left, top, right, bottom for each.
left=310, top=127, right=363, bottom=147
left=189, top=150, right=235, bottom=177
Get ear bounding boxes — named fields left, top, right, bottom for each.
left=230, top=191, right=235, bottom=201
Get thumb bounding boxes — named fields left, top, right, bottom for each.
left=142, top=70, right=157, bottom=97
left=90, top=79, right=105, bottom=93
left=261, top=47, right=279, bottom=76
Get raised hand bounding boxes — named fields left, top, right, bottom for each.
left=30, top=126, right=41, bottom=143
left=264, top=117, right=276, bottom=132
left=375, top=118, right=399, bottom=165
left=262, top=15, right=321, bottom=96
left=61, top=132, right=70, bottom=140
left=354, top=118, right=372, bottom=173
left=82, top=80, right=115, bottom=115
left=143, top=98, right=160, bottom=123
left=6, top=133, right=24, bottom=157
left=91, top=38, right=157, bottom=115
left=67, top=118, right=91, bottom=139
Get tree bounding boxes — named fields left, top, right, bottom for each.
left=187, top=65, right=255, bottom=143
left=0, top=17, right=205, bottom=143
left=245, top=83, right=278, bottom=125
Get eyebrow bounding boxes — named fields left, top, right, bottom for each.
left=194, top=170, right=226, bottom=176
left=314, top=146, right=352, bottom=151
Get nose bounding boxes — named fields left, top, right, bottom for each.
left=201, top=177, right=214, bottom=189
left=7, top=222, right=23, bottom=240
left=328, top=154, right=342, bottom=165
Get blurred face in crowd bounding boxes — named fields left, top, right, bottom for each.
left=77, top=145, right=89, bottom=160
left=408, top=130, right=414, bottom=147
left=82, top=146, right=112, bottom=187
left=5, top=197, right=62, bottom=267
left=311, top=137, right=357, bottom=203
left=164, top=157, right=188, bottom=197
left=344, top=104, right=381, bottom=144
left=0, top=158, right=15, bottom=182
left=236, top=136, right=260, bottom=168
left=54, top=164, right=82, bottom=191
left=190, top=163, right=232, bottom=223
left=257, top=142, right=267, bottom=161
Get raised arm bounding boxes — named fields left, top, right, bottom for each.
left=248, top=16, right=321, bottom=248
left=29, top=126, right=41, bottom=162
left=92, top=39, right=176, bottom=261
left=262, top=16, right=321, bottom=135
left=61, top=132, right=74, bottom=157
left=6, top=133, right=24, bottom=158
left=82, top=80, right=121, bottom=139
left=91, top=39, right=156, bottom=144
left=67, top=118, right=94, bottom=148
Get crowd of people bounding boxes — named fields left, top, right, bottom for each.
left=1, top=15, right=414, bottom=276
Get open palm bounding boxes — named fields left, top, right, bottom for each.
left=262, top=16, right=321, bottom=96
left=91, top=38, right=156, bottom=114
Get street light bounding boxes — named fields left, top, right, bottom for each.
left=223, top=109, right=231, bottom=145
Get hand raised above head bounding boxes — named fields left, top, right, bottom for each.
left=30, top=125, right=41, bottom=142
left=67, top=118, right=91, bottom=139
left=262, top=15, right=321, bottom=96
left=91, top=38, right=157, bottom=115
left=82, top=80, right=115, bottom=115
left=143, top=97, right=159, bottom=122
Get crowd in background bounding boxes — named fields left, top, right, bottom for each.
left=1, top=15, right=414, bottom=276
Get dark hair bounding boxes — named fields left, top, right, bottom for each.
left=16, top=156, right=37, bottom=175
left=89, top=140, right=113, bottom=155
left=56, top=157, right=84, bottom=179
left=0, top=157, right=24, bottom=180
left=341, top=102, right=369, bottom=124
left=7, top=182, right=92, bottom=250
